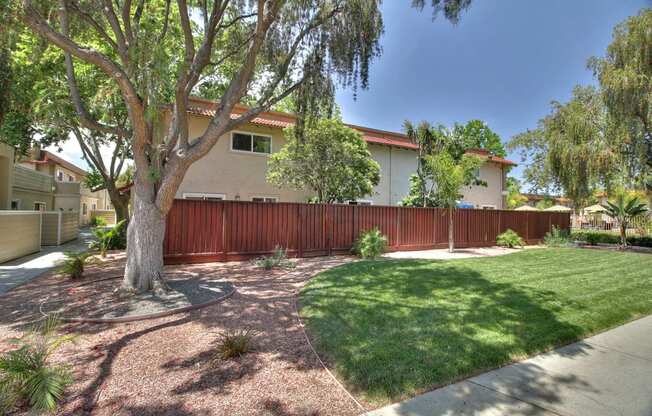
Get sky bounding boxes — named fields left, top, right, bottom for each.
left=51, top=0, right=651, bottom=187
left=334, top=0, right=651, bottom=188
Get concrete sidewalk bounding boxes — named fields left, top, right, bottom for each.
left=0, top=228, right=95, bottom=294
left=366, top=315, right=652, bottom=416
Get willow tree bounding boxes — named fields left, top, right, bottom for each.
left=509, top=86, right=618, bottom=208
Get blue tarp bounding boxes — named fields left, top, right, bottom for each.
left=456, top=202, right=475, bottom=209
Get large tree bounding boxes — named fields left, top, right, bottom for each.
left=267, top=118, right=380, bottom=203
left=509, top=85, right=618, bottom=208
left=453, top=119, right=506, bottom=157
left=15, top=0, right=471, bottom=292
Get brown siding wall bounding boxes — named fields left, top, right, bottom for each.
left=164, top=200, right=571, bottom=264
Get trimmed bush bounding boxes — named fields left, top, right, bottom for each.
left=352, top=228, right=387, bottom=259
left=496, top=229, right=525, bottom=248
left=88, top=216, right=107, bottom=227
left=0, top=315, right=75, bottom=414
left=571, top=231, right=652, bottom=248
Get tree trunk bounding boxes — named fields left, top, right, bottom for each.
left=113, top=197, right=130, bottom=223
left=620, top=223, right=627, bottom=248
left=122, top=191, right=167, bottom=293
left=448, top=207, right=454, bottom=253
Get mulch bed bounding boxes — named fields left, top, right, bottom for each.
left=0, top=253, right=361, bottom=416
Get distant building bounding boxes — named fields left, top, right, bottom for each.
left=522, top=193, right=572, bottom=209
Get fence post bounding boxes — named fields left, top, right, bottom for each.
left=222, top=202, right=229, bottom=261
left=298, top=204, right=303, bottom=258
left=525, top=212, right=530, bottom=242
left=395, top=207, right=401, bottom=249
left=57, top=211, right=62, bottom=246
left=326, top=205, right=332, bottom=256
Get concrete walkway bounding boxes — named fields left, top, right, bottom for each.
left=383, top=246, right=544, bottom=260
left=366, top=315, right=652, bottom=416
left=0, top=228, right=95, bottom=294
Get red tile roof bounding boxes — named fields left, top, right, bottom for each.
left=184, top=97, right=516, bottom=165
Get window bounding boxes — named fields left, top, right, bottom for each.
left=92, top=203, right=96, bottom=211
left=481, top=204, right=497, bottom=210
left=182, top=192, right=225, bottom=201
left=11, top=200, right=20, bottom=210
left=82, top=203, right=87, bottom=215
left=348, top=200, right=373, bottom=206
left=34, top=202, right=46, bottom=211
left=252, top=196, right=278, bottom=203
left=56, top=170, right=64, bottom=181
left=231, top=132, right=272, bottom=154
left=67, top=174, right=74, bottom=182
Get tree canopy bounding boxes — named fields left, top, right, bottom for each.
left=267, top=118, right=380, bottom=203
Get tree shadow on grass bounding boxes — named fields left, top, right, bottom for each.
left=300, top=259, right=593, bottom=407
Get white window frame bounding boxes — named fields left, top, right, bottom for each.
left=56, top=169, right=64, bottom=182
left=348, top=199, right=373, bottom=206
left=251, top=196, right=278, bottom=203
left=182, top=192, right=226, bottom=201
left=34, top=201, right=46, bottom=211
left=230, top=131, right=273, bottom=156
left=481, top=204, right=497, bottom=210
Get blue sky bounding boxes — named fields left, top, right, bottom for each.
left=335, top=0, right=651, bottom=187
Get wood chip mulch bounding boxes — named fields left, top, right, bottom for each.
left=0, top=254, right=363, bottom=416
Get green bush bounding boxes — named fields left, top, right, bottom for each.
left=57, top=251, right=92, bottom=279
left=214, top=328, right=257, bottom=360
left=570, top=231, right=652, bottom=248
left=496, top=229, right=525, bottom=248
left=543, top=226, right=571, bottom=247
left=255, top=245, right=295, bottom=270
left=88, top=216, right=107, bottom=227
left=352, top=228, right=388, bottom=259
left=0, top=315, right=75, bottom=414
left=91, top=219, right=128, bottom=256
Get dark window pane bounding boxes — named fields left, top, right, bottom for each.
left=232, top=133, right=252, bottom=151
left=252, top=135, right=271, bottom=153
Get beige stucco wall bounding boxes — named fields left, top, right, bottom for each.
left=461, top=162, right=506, bottom=209
left=0, top=212, right=41, bottom=263
left=175, top=113, right=506, bottom=208
left=41, top=211, right=79, bottom=245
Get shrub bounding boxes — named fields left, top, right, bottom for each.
left=570, top=231, right=652, bottom=248
left=88, top=216, right=107, bottom=227
left=58, top=251, right=92, bottom=279
left=543, top=226, right=571, bottom=247
left=91, top=219, right=128, bottom=256
left=255, top=245, right=295, bottom=270
left=352, top=228, right=388, bottom=259
left=214, top=328, right=256, bottom=360
left=496, top=229, right=525, bottom=248
left=0, top=315, right=75, bottom=414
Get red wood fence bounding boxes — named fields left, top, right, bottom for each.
left=163, top=200, right=571, bottom=264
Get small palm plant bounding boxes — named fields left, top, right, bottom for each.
left=0, top=315, right=75, bottom=413
left=58, top=251, right=92, bottom=279
left=602, top=195, right=649, bottom=248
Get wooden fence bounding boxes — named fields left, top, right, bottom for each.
left=163, top=200, right=571, bottom=264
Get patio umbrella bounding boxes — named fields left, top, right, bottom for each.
left=544, top=205, right=572, bottom=212
left=584, top=204, right=606, bottom=213
left=514, top=205, right=539, bottom=211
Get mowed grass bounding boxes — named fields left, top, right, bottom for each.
left=300, top=248, right=652, bottom=405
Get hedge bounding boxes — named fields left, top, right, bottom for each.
left=571, top=230, right=652, bottom=248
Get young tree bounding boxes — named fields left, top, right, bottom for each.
left=427, top=151, right=482, bottom=252
left=267, top=118, right=380, bottom=203
left=403, top=121, right=439, bottom=207
left=602, top=194, right=648, bottom=248
left=15, top=0, right=471, bottom=292
left=505, top=177, right=527, bottom=209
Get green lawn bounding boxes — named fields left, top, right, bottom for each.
left=300, top=248, right=652, bottom=405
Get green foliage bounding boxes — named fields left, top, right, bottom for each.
left=602, top=194, right=649, bottom=246
left=453, top=119, right=507, bottom=157
left=88, top=216, right=107, bottom=228
left=0, top=315, right=75, bottom=413
left=267, top=118, right=380, bottom=203
left=57, top=251, right=92, bottom=279
left=505, top=177, right=528, bottom=209
left=352, top=228, right=388, bottom=259
left=83, top=169, right=105, bottom=191
left=255, top=246, right=295, bottom=270
left=91, top=220, right=127, bottom=256
left=496, top=229, right=525, bottom=248
left=543, top=226, right=572, bottom=247
left=214, top=328, right=257, bottom=360
left=571, top=230, right=652, bottom=248
left=535, top=197, right=555, bottom=210
left=589, top=9, right=652, bottom=170
left=400, top=174, right=442, bottom=207
left=427, top=152, right=483, bottom=208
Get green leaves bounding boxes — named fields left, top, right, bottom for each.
left=267, top=118, right=380, bottom=203
left=426, top=152, right=483, bottom=208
